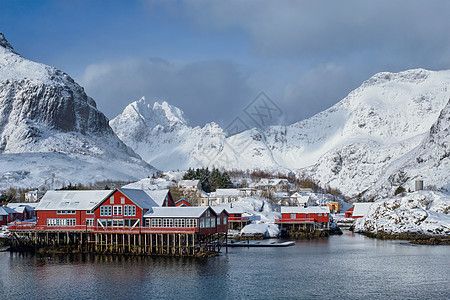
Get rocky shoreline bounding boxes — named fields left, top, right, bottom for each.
left=362, top=231, right=450, bottom=245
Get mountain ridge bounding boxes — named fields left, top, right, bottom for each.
left=0, top=32, right=156, bottom=189
left=111, top=68, right=450, bottom=199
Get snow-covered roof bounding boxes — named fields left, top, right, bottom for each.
left=257, top=178, right=289, bottom=186
left=213, top=203, right=245, bottom=214
left=118, top=188, right=159, bottom=209
left=281, top=206, right=330, bottom=214
left=7, top=203, right=37, bottom=210
left=36, top=190, right=113, bottom=211
left=144, top=189, right=170, bottom=207
left=215, top=189, right=240, bottom=196
left=0, top=206, right=11, bottom=215
left=144, top=207, right=210, bottom=218
left=293, top=195, right=311, bottom=204
left=178, top=180, right=200, bottom=187
left=352, top=203, right=373, bottom=217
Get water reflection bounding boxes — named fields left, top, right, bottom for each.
left=1, top=233, right=449, bottom=299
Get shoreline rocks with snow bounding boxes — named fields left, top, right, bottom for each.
left=354, top=191, right=450, bottom=239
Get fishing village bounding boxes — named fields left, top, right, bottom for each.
left=0, top=170, right=352, bottom=257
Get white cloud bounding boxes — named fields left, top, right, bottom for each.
left=78, top=57, right=253, bottom=126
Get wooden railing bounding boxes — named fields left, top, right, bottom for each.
left=8, top=223, right=199, bottom=234
left=274, top=218, right=315, bottom=223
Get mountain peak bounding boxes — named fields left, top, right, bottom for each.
left=0, top=32, right=15, bottom=52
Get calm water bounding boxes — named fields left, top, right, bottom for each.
left=1, top=231, right=449, bottom=299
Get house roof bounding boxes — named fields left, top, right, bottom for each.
left=144, top=189, right=170, bottom=207
left=213, top=203, right=245, bottom=214
left=292, top=195, right=311, bottom=204
left=257, top=178, right=289, bottom=186
left=281, top=206, right=330, bottom=214
left=210, top=207, right=230, bottom=216
left=144, top=206, right=211, bottom=218
left=117, top=188, right=160, bottom=209
left=175, top=199, right=192, bottom=205
left=0, top=206, right=12, bottom=215
left=215, top=189, right=240, bottom=196
left=352, top=203, right=373, bottom=217
left=36, top=190, right=113, bottom=211
left=178, top=180, right=200, bottom=187
left=7, top=203, right=37, bottom=211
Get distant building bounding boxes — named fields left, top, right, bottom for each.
left=290, top=192, right=316, bottom=207
left=25, top=190, right=45, bottom=202
left=276, top=206, right=330, bottom=229
left=255, top=178, right=290, bottom=191
left=346, top=203, right=373, bottom=219
left=6, top=203, right=38, bottom=220
left=209, top=189, right=241, bottom=205
left=178, top=180, right=201, bottom=190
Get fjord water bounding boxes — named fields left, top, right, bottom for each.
left=1, top=232, right=449, bottom=299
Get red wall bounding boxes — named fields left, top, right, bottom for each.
left=94, top=190, right=145, bottom=224
left=37, top=210, right=91, bottom=226
left=216, top=211, right=229, bottom=233
left=281, top=212, right=329, bottom=223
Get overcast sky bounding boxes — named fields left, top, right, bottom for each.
left=2, top=0, right=450, bottom=127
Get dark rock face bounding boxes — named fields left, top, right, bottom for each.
left=0, top=32, right=121, bottom=153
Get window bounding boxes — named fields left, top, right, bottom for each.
left=110, top=196, right=114, bottom=204
left=86, top=219, right=95, bottom=226
left=113, top=205, right=122, bottom=216
left=217, top=217, right=221, bottom=226
left=100, top=206, right=112, bottom=217
left=223, top=217, right=227, bottom=225
left=162, top=219, right=173, bottom=227
left=200, top=218, right=205, bottom=228
left=211, top=218, right=216, bottom=227
left=124, top=205, right=136, bottom=217
left=290, top=213, right=296, bottom=219
left=86, top=210, right=94, bottom=215
left=121, top=197, right=125, bottom=204
left=174, top=219, right=185, bottom=227
left=186, top=219, right=197, bottom=228
left=318, top=213, right=322, bottom=216
left=57, top=210, right=76, bottom=215
left=0, top=216, right=2, bottom=221
left=151, top=218, right=162, bottom=227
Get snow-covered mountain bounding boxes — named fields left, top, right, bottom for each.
left=111, top=69, right=450, bottom=199
left=0, top=32, right=156, bottom=189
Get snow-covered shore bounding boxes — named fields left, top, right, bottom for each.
left=354, top=191, right=450, bottom=236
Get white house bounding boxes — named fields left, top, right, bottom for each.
left=25, top=190, right=45, bottom=202
left=209, top=189, right=241, bottom=205
left=178, top=180, right=201, bottom=190
left=290, top=192, right=316, bottom=207
left=255, top=178, right=290, bottom=191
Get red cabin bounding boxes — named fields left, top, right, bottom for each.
left=345, top=207, right=354, bottom=218
left=276, top=206, right=330, bottom=228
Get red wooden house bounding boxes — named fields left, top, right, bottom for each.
left=276, top=206, right=330, bottom=229
left=345, top=207, right=354, bottom=218
left=347, top=203, right=372, bottom=219
left=143, top=206, right=228, bottom=234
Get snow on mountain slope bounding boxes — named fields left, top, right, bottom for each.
left=111, top=97, right=229, bottom=170
left=111, top=69, right=449, bottom=199
left=363, top=99, right=450, bottom=199
left=0, top=33, right=156, bottom=189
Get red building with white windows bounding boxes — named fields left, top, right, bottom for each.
left=9, top=188, right=228, bottom=256
left=275, top=206, right=330, bottom=234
